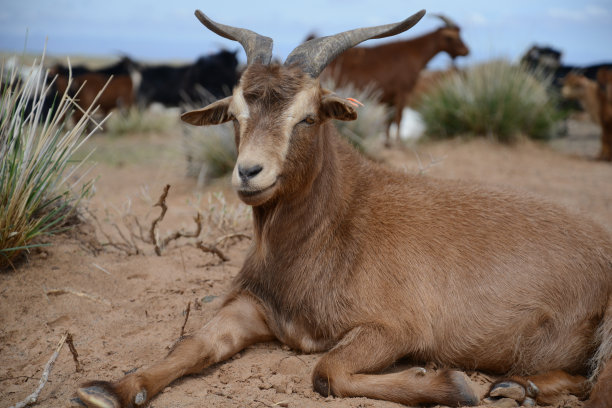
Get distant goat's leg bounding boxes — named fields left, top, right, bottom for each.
left=393, top=100, right=405, bottom=143
left=311, top=324, right=479, bottom=406
left=488, top=370, right=589, bottom=406
left=75, top=293, right=273, bottom=408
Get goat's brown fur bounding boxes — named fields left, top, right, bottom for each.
left=53, top=72, right=134, bottom=125
left=596, top=68, right=612, bottom=161
left=562, top=73, right=601, bottom=125
left=76, top=62, right=612, bottom=408
left=324, top=26, right=468, bottom=145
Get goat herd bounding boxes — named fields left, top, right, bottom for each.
left=60, top=9, right=612, bottom=408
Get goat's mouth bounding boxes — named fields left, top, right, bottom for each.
left=236, top=180, right=278, bottom=205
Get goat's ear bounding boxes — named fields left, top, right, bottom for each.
left=181, top=96, right=233, bottom=126
left=320, top=94, right=358, bottom=122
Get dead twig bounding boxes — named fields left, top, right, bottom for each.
left=161, top=212, right=203, bottom=248
left=9, top=332, right=68, bottom=408
left=215, top=233, right=252, bottom=246
left=45, top=287, right=111, bottom=306
left=179, top=301, right=191, bottom=338
left=196, top=241, right=229, bottom=262
left=65, top=333, right=81, bottom=373
left=91, top=263, right=110, bottom=275
left=151, top=184, right=170, bottom=256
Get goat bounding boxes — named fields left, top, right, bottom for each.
left=561, top=73, right=601, bottom=125
left=52, top=72, right=134, bottom=125
left=137, top=50, right=239, bottom=107
left=521, top=45, right=612, bottom=90
left=74, top=10, right=612, bottom=408
left=49, top=58, right=139, bottom=126
left=597, top=68, right=612, bottom=161
left=323, top=14, right=469, bottom=146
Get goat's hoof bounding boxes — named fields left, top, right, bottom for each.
left=447, top=371, right=479, bottom=406
left=523, top=396, right=536, bottom=406
left=407, top=366, right=427, bottom=376
left=525, top=380, right=539, bottom=398
left=75, top=385, right=120, bottom=408
left=69, top=397, right=88, bottom=407
left=489, top=381, right=526, bottom=401
left=134, top=389, right=147, bottom=405
left=488, top=379, right=539, bottom=405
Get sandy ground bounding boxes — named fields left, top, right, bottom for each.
left=1, top=119, right=611, bottom=408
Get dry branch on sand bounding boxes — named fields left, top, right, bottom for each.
left=8, top=331, right=79, bottom=408
left=81, top=185, right=251, bottom=262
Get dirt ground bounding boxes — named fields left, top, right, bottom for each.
left=1, top=118, right=611, bottom=408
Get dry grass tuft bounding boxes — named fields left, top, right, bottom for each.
left=0, top=52, right=101, bottom=270
left=418, top=60, right=558, bottom=142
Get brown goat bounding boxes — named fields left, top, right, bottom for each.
left=324, top=15, right=469, bottom=146
left=52, top=71, right=134, bottom=125
left=74, top=11, right=612, bottom=408
left=562, top=73, right=601, bottom=125
left=596, top=68, right=612, bottom=161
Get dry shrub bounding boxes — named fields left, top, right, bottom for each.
left=418, top=60, right=558, bottom=142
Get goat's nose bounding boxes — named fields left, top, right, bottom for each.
left=238, top=164, right=263, bottom=181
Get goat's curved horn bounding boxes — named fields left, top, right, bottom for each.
left=284, top=9, right=426, bottom=78
left=431, top=14, right=459, bottom=29
left=194, top=10, right=273, bottom=65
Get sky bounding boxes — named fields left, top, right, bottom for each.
left=1, top=0, right=611, bottom=69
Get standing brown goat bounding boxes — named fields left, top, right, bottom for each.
left=324, top=14, right=469, bottom=146
left=51, top=70, right=134, bottom=126
left=597, top=68, right=612, bottom=161
left=74, top=10, right=612, bottom=408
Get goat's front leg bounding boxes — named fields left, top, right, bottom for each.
left=312, top=324, right=479, bottom=406
left=75, top=293, right=273, bottom=408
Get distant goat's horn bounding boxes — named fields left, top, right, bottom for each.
left=284, top=9, right=426, bottom=78
left=195, top=10, right=273, bottom=65
left=431, top=14, right=459, bottom=29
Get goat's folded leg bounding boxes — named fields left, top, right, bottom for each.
left=487, top=370, right=589, bottom=406
left=73, top=293, right=273, bottom=408
left=311, top=324, right=479, bottom=406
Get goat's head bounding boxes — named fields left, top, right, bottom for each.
left=181, top=10, right=425, bottom=206
left=432, top=14, right=469, bottom=59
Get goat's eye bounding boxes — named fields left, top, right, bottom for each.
left=299, top=116, right=315, bottom=126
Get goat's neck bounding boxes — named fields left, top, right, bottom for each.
left=404, top=31, right=446, bottom=70
left=250, top=123, right=350, bottom=260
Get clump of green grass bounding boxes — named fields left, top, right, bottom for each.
left=418, top=60, right=558, bottom=142
left=0, top=54, right=98, bottom=269
left=105, top=105, right=178, bottom=136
